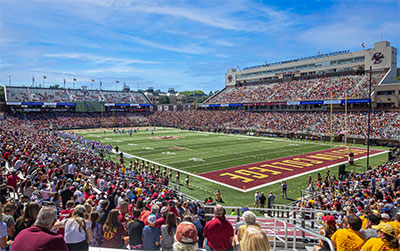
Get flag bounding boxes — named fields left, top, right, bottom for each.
left=43, top=75, right=47, bottom=79
left=91, top=79, right=95, bottom=82
left=73, top=78, right=77, bottom=81
left=116, top=80, right=120, bottom=83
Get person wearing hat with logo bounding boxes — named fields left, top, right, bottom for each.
left=361, top=223, right=400, bottom=251
left=313, top=215, right=337, bottom=251
left=173, top=220, right=198, bottom=251
left=142, top=214, right=160, bottom=250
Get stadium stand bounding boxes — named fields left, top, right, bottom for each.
left=205, top=74, right=378, bottom=104
left=5, top=87, right=150, bottom=104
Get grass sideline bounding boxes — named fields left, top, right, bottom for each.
left=74, top=127, right=389, bottom=207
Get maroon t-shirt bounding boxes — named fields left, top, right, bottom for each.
left=11, top=226, right=67, bottom=251
left=7, top=174, right=20, bottom=190
left=102, top=225, right=127, bottom=248
left=204, top=216, right=234, bottom=251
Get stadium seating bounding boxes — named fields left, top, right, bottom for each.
left=205, top=74, right=380, bottom=104
left=5, top=87, right=150, bottom=104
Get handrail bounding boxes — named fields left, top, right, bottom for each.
left=273, top=217, right=288, bottom=251
left=292, top=225, right=335, bottom=251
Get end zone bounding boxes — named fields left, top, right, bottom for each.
left=199, top=147, right=386, bottom=192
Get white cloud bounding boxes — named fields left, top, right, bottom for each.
left=43, top=53, right=159, bottom=65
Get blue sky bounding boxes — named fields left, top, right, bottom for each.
left=0, top=0, right=399, bottom=92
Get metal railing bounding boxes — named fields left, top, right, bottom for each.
left=292, top=225, right=335, bottom=251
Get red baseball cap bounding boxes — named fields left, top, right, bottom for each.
left=175, top=222, right=198, bottom=244
left=322, top=215, right=336, bottom=225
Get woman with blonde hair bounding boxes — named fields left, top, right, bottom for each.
left=240, top=225, right=270, bottom=251
left=56, top=204, right=92, bottom=251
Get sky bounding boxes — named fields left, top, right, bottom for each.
left=0, top=0, right=399, bottom=93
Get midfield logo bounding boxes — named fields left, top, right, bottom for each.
left=371, top=52, right=384, bottom=64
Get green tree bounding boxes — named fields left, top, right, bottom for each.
left=397, top=76, right=400, bottom=82
left=49, top=84, right=60, bottom=89
left=0, top=86, right=4, bottom=101
left=180, top=90, right=205, bottom=96
left=162, top=96, right=170, bottom=104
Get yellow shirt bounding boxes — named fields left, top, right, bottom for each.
left=387, top=221, right=400, bottom=238
left=361, top=216, right=368, bottom=230
left=216, top=191, right=221, bottom=201
left=361, top=237, right=400, bottom=251
left=331, top=229, right=366, bottom=251
left=136, top=188, right=142, bottom=196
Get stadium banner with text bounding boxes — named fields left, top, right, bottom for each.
left=199, top=147, right=384, bottom=191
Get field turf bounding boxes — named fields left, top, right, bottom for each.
left=74, top=127, right=389, bottom=207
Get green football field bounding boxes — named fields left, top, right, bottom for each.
left=74, top=127, right=389, bottom=207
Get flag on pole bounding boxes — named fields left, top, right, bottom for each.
left=43, top=75, right=47, bottom=79
left=73, top=78, right=77, bottom=81
left=116, top=80, right=120, bottom=83
left=91, top=79, right=95, bottom=82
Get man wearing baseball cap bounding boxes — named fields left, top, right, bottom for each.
left=142, top=214, right=160, bottom=250
left=361, top=223, right=399, bottom=250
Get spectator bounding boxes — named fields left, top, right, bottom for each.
left=160, top=212, right=177, bottom=251
left=173, top=220, right=198, bottom=251
left=15, top=202, right=40, bottom=236
left=155, top=206, right=169, bottom=229
left=237, top=211, right=261, bottom=245
left=11, top=205, right=67, bottom=251
left=127, top=209, right=144, bottom=250
left=204, top=205, right=234, bottom=251
left=360, top=214, right=380, bottom=240
left=58, top=204, right=92, bottom=251
left=194, top=208, right=206, bottom=247
left=239, top=225, right=270, bottom=251
left=97, top=200, right=109, bottom=225
left=361, top=223, right=399, bottom=251
left=142, top=214, right=160, bottom=250
left=2, top=202, right=17, bottom=239
left=331, top=215, right=366, bottom=251
left=0, top=203, right=12, bottom=251
left=313, top=215, right=337, bottom=251
left=89, top=211, right=103, bottom=247
left=58, top=200, right=74, bottom=236
left=253, top=191, right=260, bottom=208
left=102, top=209, right=127, bottom=248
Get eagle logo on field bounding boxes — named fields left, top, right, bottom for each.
left=227, top=75, right=233, bottom=82
left=371, top=52, right=384, bottom=64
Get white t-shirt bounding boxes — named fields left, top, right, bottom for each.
left=0, top=222, right=7, bottom=251
left=62, top=218, right=90, bottom=244
left=74, top=191, right=86, bottom=204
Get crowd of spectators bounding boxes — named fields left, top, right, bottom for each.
left=5, top=87, right=149, bottom=104
left=206, top=74, right=374, bottom=104
left=4, top=110, right=399, bottom=139
left=148, top=110, right=399, bottom=139
left=0, top=114, right=273, bottom=250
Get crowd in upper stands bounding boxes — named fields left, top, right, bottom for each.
left=206, top=74, right=375, bottom=104
left=5, top=87, right=149, bottom=104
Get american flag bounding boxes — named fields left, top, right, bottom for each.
left=116, top=80, right=120, bottom=83
left=73, top=78, right=77, bottom=81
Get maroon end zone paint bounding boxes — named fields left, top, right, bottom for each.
left=199, top=147, right=384, bottom=190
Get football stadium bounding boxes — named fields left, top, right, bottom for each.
left=1, top=1, right=400, bottom=251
